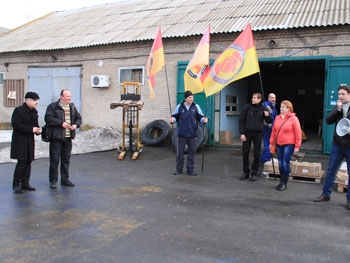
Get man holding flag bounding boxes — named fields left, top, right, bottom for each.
left=239, top=93, right=272, bottom=181
left=170, top=91, right=208, bottom=176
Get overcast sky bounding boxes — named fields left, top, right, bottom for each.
left=0, top=0, right=124, bottom=29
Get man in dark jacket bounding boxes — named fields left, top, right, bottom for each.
left=239, top=93, right=272, bottom=181
left=44, top=89, right=82, bottom=189
left=11, top=92, right=41, bottom=193
left=170, top=90, right=208, bottom=176
left=314, top=84, right=350, bottom=210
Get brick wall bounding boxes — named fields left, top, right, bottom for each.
left=0, top=25, right=349, bottom=130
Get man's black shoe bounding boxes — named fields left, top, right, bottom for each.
left=61, top=180, right=75, bottom=187
left=313, top=195, right=330, bottom=202
left=240, top=173, right=249, bottom=180
left=347, top=200, right=350, bottom=210
left=186, top=170, right=197, bottom=176
left=173, top=170, right=183, bottom=175
left=50, top=183, right=57, bottom=189
left=250, top=175, right=257, bottom=182
left=13, top=186, right=24, bottom=194
left=22, top=184, right=36, bottom=191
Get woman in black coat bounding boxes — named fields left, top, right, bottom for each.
left=10, top=92, right=41, bottom=193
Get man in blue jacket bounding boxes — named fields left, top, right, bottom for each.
left=261, top=93, right=278, bottom=165
left=44, top=89, right=82, bottom=189
left=170, top=90, right=208, bottom=176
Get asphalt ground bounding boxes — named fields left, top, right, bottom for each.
left=0, top=146, right=349, bottom=263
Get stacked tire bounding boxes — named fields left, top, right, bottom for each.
left=141, top=120, right=170, bottom=146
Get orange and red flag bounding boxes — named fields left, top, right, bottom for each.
left=184, top=26, right=210, bottom=94
left=146, top=27, right=165, bottom=99
left=203, top=23, right=260, bottom=97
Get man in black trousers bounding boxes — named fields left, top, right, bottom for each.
left=170, top=90, right=208, bottom=176
left=44, top=89, right=82, bottom=189
left=239, top=93, right=271, bottom=182
left=11, top=91, right=41, bottom=193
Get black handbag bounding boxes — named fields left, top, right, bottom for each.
left=41, top=125, right=51, bottom=142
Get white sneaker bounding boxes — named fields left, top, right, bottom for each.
left=262, top=172, right=269, bottom=179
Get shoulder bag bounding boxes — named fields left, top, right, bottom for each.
left=270, top=116, right=291, bottom=154
left=41, top=125, right=51, bottom=142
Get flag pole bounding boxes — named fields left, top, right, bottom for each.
left=201, top=96, right=208, bottom=174
left=258, top=72, right=265, bottom=102
left=164, top=65, right=172, bottom=116
left=164, top=65, right=175, bottom=153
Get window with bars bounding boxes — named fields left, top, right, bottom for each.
left=3, top=79, right=25, bottom=107
left=118, top=67, right=144, bottom=85
left=225, top=95, right=239, bottom=115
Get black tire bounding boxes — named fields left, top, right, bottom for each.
left=171, top=124, right=205, bottom=152
left=141, top=119, right=170, bottom=146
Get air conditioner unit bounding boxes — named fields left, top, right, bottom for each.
left=91, top=75, right=110, bottom=88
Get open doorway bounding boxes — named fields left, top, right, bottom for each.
left=248, top=59, right=325, bottom=145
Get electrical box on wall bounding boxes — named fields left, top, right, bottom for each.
left=91, top=75, right=110, bottom=88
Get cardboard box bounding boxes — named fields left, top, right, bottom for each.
left=263, top=158, right=279, bottom=174
left=291, top=161, right=323, bottom=177
left=336, top=170, right=349, bottom=185
left=219, top=131, right=232, bottom=145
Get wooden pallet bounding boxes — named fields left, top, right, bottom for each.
left=336, top=183, right=348, bottom=193
left=289, top=174, right=322, bottom=184
left=263, top=173, right=280, bottom=180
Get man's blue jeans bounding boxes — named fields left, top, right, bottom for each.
left=322, top=143, right=350, bottom=201
left=276, top=144, right=295, bottom=178
left=261, top=128, right=272, bottom=164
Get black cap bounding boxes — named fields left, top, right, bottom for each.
left=184, top=90, right=193, bottom=98
left=25, top=92, right=40, bottom=100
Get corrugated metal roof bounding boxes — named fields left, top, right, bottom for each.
left=0, top=0, right=349, bottom=53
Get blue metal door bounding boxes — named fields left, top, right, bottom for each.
left=27, top=67, right=82, bottom=126
left=323, top=58, right=350, bottom=153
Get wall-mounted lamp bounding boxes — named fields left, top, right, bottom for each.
left=267, top=39, right=276, bottom=48
left=4, top=62, right=9, bottom=72
left=48, top=55, right=57, bottom=62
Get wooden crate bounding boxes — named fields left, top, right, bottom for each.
left=336, top=181, right=348, bottom=193
left=263, top=159, right=279, bottom=174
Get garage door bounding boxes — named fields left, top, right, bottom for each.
left=27, top=67, right=82, bottom=126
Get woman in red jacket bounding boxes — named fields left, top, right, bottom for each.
left=270, top=100, right=302, bottom=191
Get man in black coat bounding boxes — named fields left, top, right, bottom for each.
left=11, top=92, right=41, bottom=193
